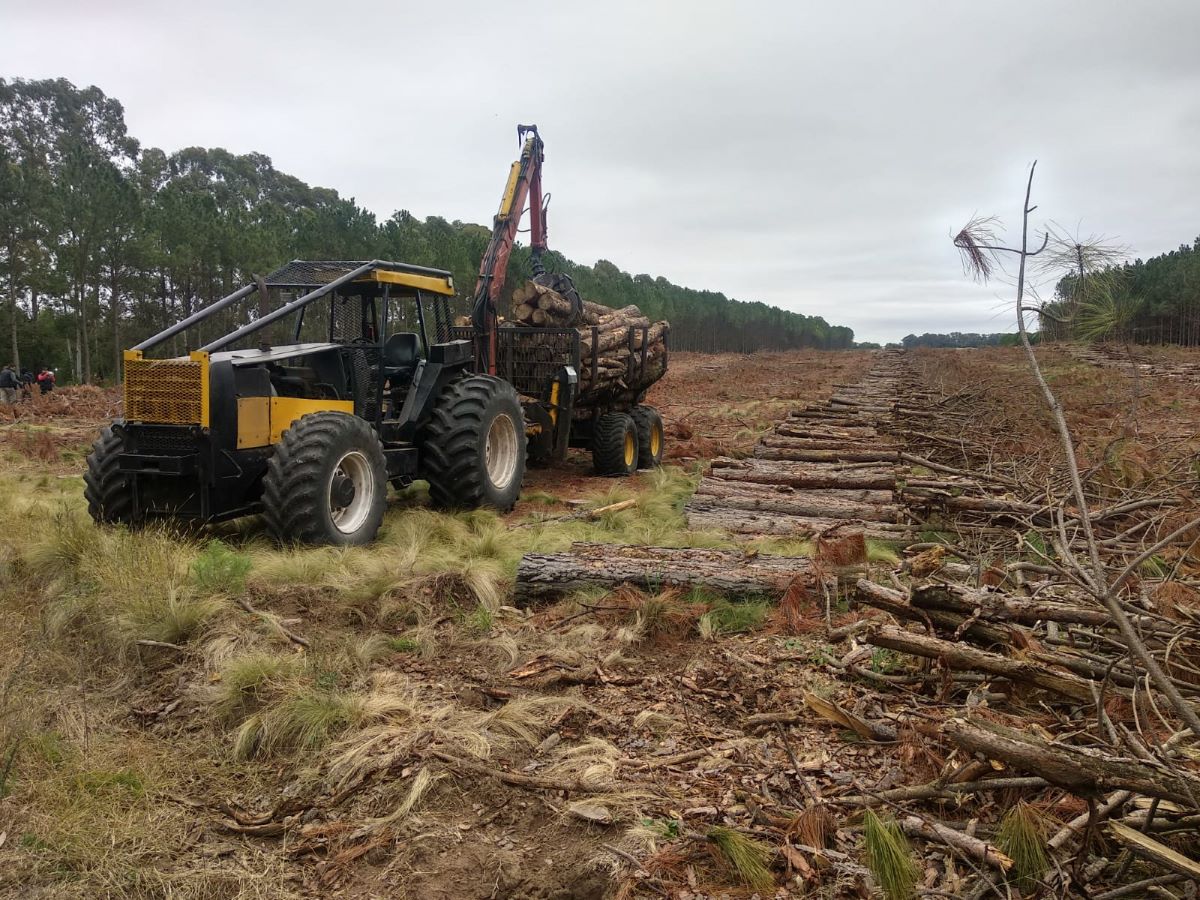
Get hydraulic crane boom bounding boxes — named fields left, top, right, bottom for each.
left=471, top=124, right=548, bottom=373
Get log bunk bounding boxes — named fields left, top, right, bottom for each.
left=508, top=280, right=668, bottom=404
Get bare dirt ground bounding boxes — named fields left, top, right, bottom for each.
left=1, top=345, right=1197, bottom=899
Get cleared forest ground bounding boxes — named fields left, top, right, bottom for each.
left=0, top=345, right=1197, bottom=899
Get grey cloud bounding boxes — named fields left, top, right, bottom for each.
left=3, top=0, right=1198, bottom=343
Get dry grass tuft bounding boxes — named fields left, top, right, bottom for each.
left=790, top=805, right=835, bottom=850
left=816, top=530, right=868, bottom=566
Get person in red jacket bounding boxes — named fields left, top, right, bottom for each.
left=36, top=367, right=55, bottom=394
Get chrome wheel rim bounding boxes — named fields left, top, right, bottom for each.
left=485, top=413, right=519, bottom=490
left=329, top=450, right=374, bottom=534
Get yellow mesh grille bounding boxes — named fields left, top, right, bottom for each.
left=124, top=357, right=205, bottom=425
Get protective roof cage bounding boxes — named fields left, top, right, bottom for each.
left=133, top=259, right=457, bottom=356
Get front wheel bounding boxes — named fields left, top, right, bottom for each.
left=421, top=375, right=526, bottom=511
left=84, top=425, right=137, bottom=525
left=262, top=412, right=388, bottom=546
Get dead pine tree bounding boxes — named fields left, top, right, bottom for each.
left=952, top=161, right=1200, bottom=742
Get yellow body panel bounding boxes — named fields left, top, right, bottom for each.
left=548, top=381, right=560, bottom=426
left=123, top=349, right=210, bottom=428
left=497, top=159, right=521, bottom=219
left=361, top=269, right=455, bottom=296
left=268, top=398, right=354, bottom=445
left=236, top=397, right=271, bottom=448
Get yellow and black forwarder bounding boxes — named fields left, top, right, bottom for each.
left=86, top=260, right=536, bottom=546
left=85, top=127, right=666, bottom=546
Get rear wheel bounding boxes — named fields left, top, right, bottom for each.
left=592, top=412, right=638, bottom=476
left=84, top=425, right=137, bottom=525
left=630, top=405, right=664, bottom=469
left=421, top=375, right=526, bottom=511
left=262, top=412, right=387, bottom=546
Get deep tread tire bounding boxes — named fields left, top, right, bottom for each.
left=421, top=375, right=526, bottom=511
left=592, top=413, right=638, bottom=476
left=84, top=425, right=136, bottom=525
left=630, top=405, right=664, bottom=469
left=262, top=412, right=387, bottom=546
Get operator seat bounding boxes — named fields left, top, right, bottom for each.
left=384, top=332, right=420, bottom=370
left=382, top=332, right=421, bottom=403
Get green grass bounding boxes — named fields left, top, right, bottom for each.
left=191, top=539, right=252, bottom=594
left=698, top=598, right=770, bottom=638
left=214, top=652, right=302, bottom=720
left=996, top=801, right=1048, bottom=891
left=117, top=589, right=225, bottom=647
left=235, top=687, right=363, bottom=759
left=863, top=809, right=919, bottom=900
left=706, top=825, right=773, bottom=891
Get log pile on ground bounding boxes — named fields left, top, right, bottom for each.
left=1068, top=341, right=1200, bottom=383
left=685, top=351, right=921, bottom=541
left=503, top=348, right=1200, bottom=897
left=509, top=279, right=668, bottom=402
left=739, top=348, right=1200, bottom=897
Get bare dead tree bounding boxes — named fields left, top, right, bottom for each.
left=953, top=162, right=1200, bottom=740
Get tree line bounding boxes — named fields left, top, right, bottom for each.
left=1043, top=236, right=1200, bottom=345
left=898, top=332, right=1022, bottom=349
left=0, top=77, right=854, bottom=384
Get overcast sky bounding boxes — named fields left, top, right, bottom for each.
left=3, top=1, right=1198, bottom=343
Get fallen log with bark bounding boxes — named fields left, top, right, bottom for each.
left=514, top=542, right=825, bottom=605
left=945, top=717, right=1200, bottom=802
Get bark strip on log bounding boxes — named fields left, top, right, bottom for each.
left=708, top=457, right=896, bottom=491
left=755, top=444, right=901, bottom=463
left=514, top=542, right=822, bottom=605
left=692, top=480, right=901, bottom=521
left=685, top=503, right=914, bottom=541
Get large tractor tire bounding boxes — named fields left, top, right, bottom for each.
left=630, top=405, right=664, bottom=469
left=84, top=425, right=137, bottom=525
left=592, top=412, right=639, bottom=476
left=421, top=375, right=526, bottom=511
left=262, top=412, right=388, bottom=546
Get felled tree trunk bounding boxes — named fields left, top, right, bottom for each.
left=692, top=480, right=900, bottom=521
left=514, top=542, right=822, bottom=605
left=866, top=623, right=1105, bottom=702
left=945, top=717, right=1200, bottom=802
left=707, top=457, right=897, bottom=490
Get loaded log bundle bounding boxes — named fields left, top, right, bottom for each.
left=509, top=280, right=668, bottom=403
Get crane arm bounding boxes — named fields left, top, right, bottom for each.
left=471, top=124, right=547, bottom=373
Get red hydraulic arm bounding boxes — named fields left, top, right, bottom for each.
left=471, top=124, right=548, bottom=374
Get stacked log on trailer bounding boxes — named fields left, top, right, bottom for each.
left=509, top=280, right=668, bottom=402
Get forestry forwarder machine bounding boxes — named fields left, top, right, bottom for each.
left=85, top=125, right=667, bottom=546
